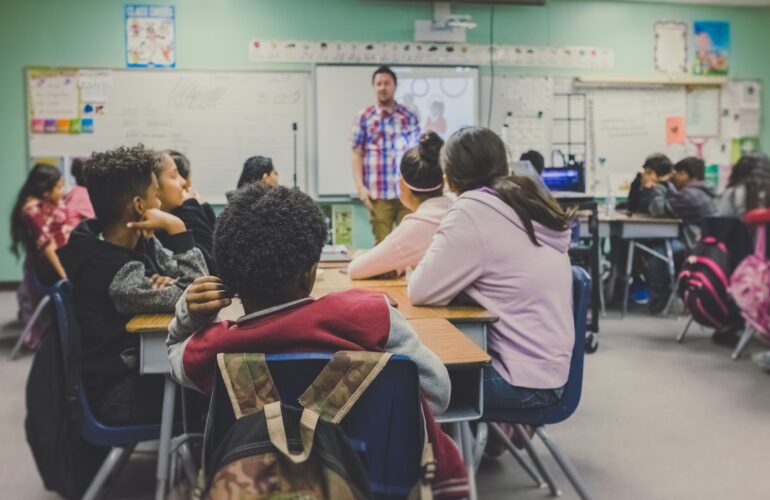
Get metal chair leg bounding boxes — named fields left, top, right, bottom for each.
left=513, top=424, right=560, bottom=496
left=732, top=327, right=755, bottom=360
left=662, top=242, right=679, bottom=317
left=622, top=241, right=635, bottom=319
left=488, top=423, right=544, bottom=488
left=535, top=427, right=593, bottom=500
left=82, top=446, right=132, bottom=500
left=9, top=295, right=50, bottom=360
left=676, top=316, right=694, bottom=343
left=473, top=423, right=488, bottom=470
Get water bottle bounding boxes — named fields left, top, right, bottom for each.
left=605, top=179, right=616, bottom=218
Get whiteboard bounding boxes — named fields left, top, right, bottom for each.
left=588, top=88, right=688, bottom=196
left=28, top=69, right=310, bottom=204
left=315, top=65, right=479, bottom=196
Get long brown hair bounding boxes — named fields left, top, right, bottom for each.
left=10, top=163, right=62, bottom=258
left=441, top=126, right=568, bottom=246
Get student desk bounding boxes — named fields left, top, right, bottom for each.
left=127, top=300, right=492, bottom=500
left=580, top=213, right=682, bottom=317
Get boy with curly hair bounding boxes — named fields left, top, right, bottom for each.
left=57, top=145, right=207, bottom=424
left=167, top=184, right=469, bottom=498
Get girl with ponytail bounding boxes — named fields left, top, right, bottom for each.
left=409, top=126, right=575, bottom=415
left=348, top=131, right=452, bottom=279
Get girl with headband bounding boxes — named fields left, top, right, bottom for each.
left=348, top=131, right=452, bottom=279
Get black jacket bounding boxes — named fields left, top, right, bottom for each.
left=57, top=219, right=206, bottom=408
left=157, top=199, right=217, bottom=273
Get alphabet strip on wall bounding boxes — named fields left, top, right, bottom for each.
left=248, top=39, right=615, bottom=69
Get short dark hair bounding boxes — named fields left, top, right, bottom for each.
left=400, top=131, right=444, bottom=198
left=372, top=65, right=397, bottom=85
left=673, top=157, right=706, bottom=181
left=85, top=145, right=156, bottom=225
left=519, top=150, right=545, bottom=175
left=237, top=156, right=274, bottom=189
left=643, top=154, right=673, bottom=177
left=165, top=150, right=191, bottom=180
left=71, top=158, right=88, bottom=186
left=215, top=184, right=327, bottom=301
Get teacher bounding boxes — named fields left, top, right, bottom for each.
left=351, top=66, right=421, bottom=243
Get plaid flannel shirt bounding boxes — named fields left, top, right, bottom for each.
left=351, top=102, right=420, bottom=200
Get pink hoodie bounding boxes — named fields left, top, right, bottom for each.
left=408, top=189, right=574, bottom=389
left=348, top=196, right=452, bottom=279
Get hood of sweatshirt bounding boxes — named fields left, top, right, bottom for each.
left=684, top=181, right=717, bottom=198
left=460, top=188, right=572, bottom=254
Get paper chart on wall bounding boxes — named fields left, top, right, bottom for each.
left=686, top=87, right=719, bottom=138
left=29, top=70, right=79, bottom=120
left=78, top=70, right=113, bottom=103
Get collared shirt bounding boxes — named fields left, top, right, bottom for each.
left=351, top=102, right=420, bottom=200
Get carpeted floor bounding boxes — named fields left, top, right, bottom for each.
left=1, top=291, right=769, bottom=500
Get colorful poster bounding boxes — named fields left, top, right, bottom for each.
left=125, top=5, right=175, bottom=68
left=693, top=21, right=729, bottom=76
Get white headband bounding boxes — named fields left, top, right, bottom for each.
left=402, top=178, right=443, bottom=192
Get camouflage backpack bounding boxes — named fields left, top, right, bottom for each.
left=199, top=351, right=435, bottom=500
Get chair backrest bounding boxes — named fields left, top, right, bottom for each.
left=484, top=265, right=590, bottom=426
left=24, top=259, right=57, bottom=296
left=206, top=352, right=422, bottom=499
left=50, top=280, right=159, bottom=446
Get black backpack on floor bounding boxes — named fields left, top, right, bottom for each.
left=25, top=286, right=108, bottom=500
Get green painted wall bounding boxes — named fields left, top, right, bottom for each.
left=2, top=0, right=769, bottom=280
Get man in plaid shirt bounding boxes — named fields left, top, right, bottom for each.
left=351, top=66, right=421, bottom=243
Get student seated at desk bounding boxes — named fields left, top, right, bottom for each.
left=645, top=157, right=717, bottom=311
left=408, top=127, right=574, bottom=415
left=719, top=153, right=770, bottom=218
left=166, top=184, right=468, bottom=498
left=626, top=153, right=673, bottom=213
left=57, top=145, right=207, bottom=424
left=11, top=164, right=73, bottom=339
left=225, top=155, right=279, bottom=201
left=154, top=150, right=217, bottom=273
left=348, top=131, right=452, bottom=279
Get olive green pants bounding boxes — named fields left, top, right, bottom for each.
left=369, top=198, right=411, bottom=244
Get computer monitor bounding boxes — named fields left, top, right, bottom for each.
left=541, top=163, right=585, bottom=193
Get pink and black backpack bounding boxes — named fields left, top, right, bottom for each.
left=678, top=236, right=743, bottom=329
left=728, top=224, right=770, bottom=340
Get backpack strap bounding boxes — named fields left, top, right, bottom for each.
left=407, top=404, right=436, bottom=500
left=216, top=353, right=280, bottom=418
left=263, top=401, right=319, bottom=464
left=298, top=351, right=392, bottom=423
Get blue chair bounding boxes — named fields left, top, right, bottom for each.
left=482, top=265, right=593, bottom=500
left=50, top=280, right=161, bottom=500
left=205, top=352, right=423, bottom=499
left=10, top=260, right=56, bottom=360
